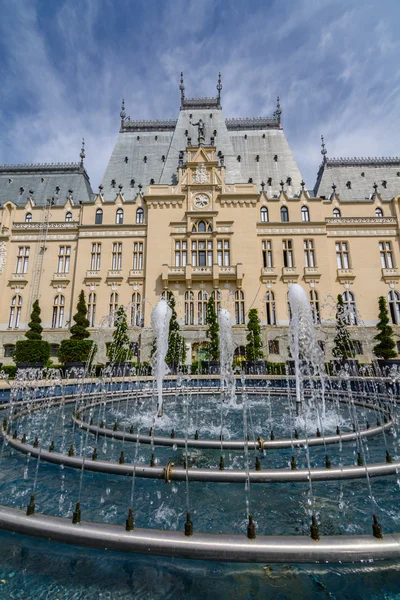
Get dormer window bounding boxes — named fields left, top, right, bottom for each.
left=130, top=178, right=135, bottom=187
left=161, top=155, right=165, bottom=162
left=124, top=156, right=128, bottom=163
left=267, top=177, right=272, bottom=186
left=382, top=180, right=387, bottom=189
left=143, top=156, right=147, bottom=163
left=65, top=212, right=72, bottom=223
left=286, top=177, right=292, bottom=186
left=150, top=178, right=155, bottom=185
left=255, top=155, right=259, bottom=162
left=25, top=213, right=32, bottom=223
left=274, top=155, right=278, bottom=162
left=346, top=181, right=351, bottom=189
left=111, top=179, right=116, bottom=188
left=55, top=186, right=60, bottom=194
left=19, top=186, right=24, bottom=195
left=237, top=155, right=241, bottom=162
left=248, top=178, right=253, bottom=183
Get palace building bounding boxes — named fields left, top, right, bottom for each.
left=1, top=74, right=400, bottom=364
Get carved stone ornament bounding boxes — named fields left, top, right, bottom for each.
left=0, top=242, right=6, bottom=274
left=194, top=194, right=210, bottom=209
left=192, top=163, right=210, bottom=184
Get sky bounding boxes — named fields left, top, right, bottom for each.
left=0, top=0, right=399, bottom=191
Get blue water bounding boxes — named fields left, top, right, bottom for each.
left=0, top=381, right=399, bottom=598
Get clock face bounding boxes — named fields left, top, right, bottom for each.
left=194, top=194, right=209, bottom=209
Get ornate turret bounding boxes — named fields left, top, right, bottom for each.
left=79, top=138, right=85, bottom=167
left=321, top=135, right=327, bottom=164
left=217, top=72, right=222, bottom=107
left=120, top=99, right=126, bottom=130
left=276, top=96, right=282, bottom=126
left=179, top=72, right=185, bottom=108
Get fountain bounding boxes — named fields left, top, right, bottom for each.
left=0, top=291, right=399, bottom=575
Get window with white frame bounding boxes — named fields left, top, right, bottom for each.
left=175, top=240, right=187, bottom=267
left=375, top=207, right=383, bottom=217
left=309, top=289, right=320, bottom=324
left=333, top=208, right=341, bottom=218
left=379, top=241, right=394, bottom=269
left=301, top=206, right=310, bottom=222
left=234, top=290, right=245, bottom=324
left=280, top=206, right=289, bottom=222
left=336, top=241, right=350, bottom=269
left=87, top=292, right=96, bottom=327
left=25, top=212, right=32, bottom=223
left=265, top=290, right=276, bottom=325
left=116, top=208, right=124, bottom=224
left=57, top=246, right=71, bottom=273
left=191, top=240, right=212, bottom=267
left=112, top=243, right=122, bottom=270
left=90, top=243, right=101, bottom=270
left=282, top=239, right=294, bottom=268
left=185, top=291, right=194, bottom=325
left=95, top=208, right=103, bottom=224
left=9, top=295, right=22, bottom=329
left=260, top=206, right=268, bottom=222
left=304, top=239, right=316, bottom=268
left=262, top=240, right=273, bottom=268
left=65, top=212, right=72, bottom=223
left=133, top=242, right=144, bottom=270
left=131, top=292, right=142, bottom=326
left=109, top=292, right=119, bottom=324
left=217, top=240, right=230, bottom=266
left=136, top=208, right=144, bottom=224
left=52, top=295, right=65, bottom=328
left=16, top=247, right=30, bottom=274
left=388, top=290, right=400, bottom=325
left=198, top=290, right=208, bottom=325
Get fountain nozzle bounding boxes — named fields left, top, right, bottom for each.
left=49, top=441, right=54, bottom=452
left=255, top=456, right=261, bottom=471
left=150, top=453, right=155, bottom=467
left=26, top=494, right=35, bottom=516
left=92, top=448, right=97, bottom=461
left=126, top=508, right=134, bottom=531
left=386, top=450, right=392, bottom=463
left=290, top=456, right=297, bottom=470
left=72, top=502, right=81, bottom=524
left=310, top=515, right=320, bottom=541
left=119, top=451, right=125, bottom=464
left=325, top=454, right=331, bottom=469
left=372, top=514, right=383, bottom=539
left=357, top=452, right=363, bottom=466
left=219, top=456, right=225, bottom=470
left=184, top=512, right=193, bottom=536
left=247, top=515, right=256, bottom=539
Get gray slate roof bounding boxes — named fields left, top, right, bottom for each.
left=314, top=157, right=400, bottom=202
left=0, top=163, right=95, bottom=207
left=101, top=105, right=304, bottom=201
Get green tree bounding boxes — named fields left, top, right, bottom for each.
left=25, top=300, right=43, bottom=340
left=165, top=292, right=186, bottom=368
left=245, top=308, right=264, bottom=361
left=373, top=296, right=397, bottom=359
left=206, top=296, right=219, bottom=360
left=58, top=291, right=96, bottom=365
left=70, top=290, right=90, bottom=339
left=332, top=294, right=355, bottom=359
left=107, top=306, right=133, bottom=362
left=13, top=299, right=50, bottom=365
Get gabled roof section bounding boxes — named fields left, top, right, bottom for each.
left=314, top=156, right=400, bottom=202
left=0, top=162, right=95, bottom=207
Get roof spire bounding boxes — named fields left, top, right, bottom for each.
left=180, top=72, right=185, bottom=108
left=120, top=99, right=126, bottom=130
left=217, top=72, right=222, bottom=107
left=321, top=135, right=327, bottom=163
left=276, top=96, right=282, bottom=125
left=79, top=138, right=85, bottom=167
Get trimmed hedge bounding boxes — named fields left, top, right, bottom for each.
left=58, top=339, right=97, bottom=365
left=13, top=340, right=50, bottom=365
left=0, top=365, right=17, bottom=378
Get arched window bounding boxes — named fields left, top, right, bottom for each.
left=88, top=293, right=96, bottom=327
left=136, top=207, right=144, bottom=224
left=375, top=207, right=383, bottom=217
left=185, top=291, right=194, bottom=325
left=265, top=291, right=276, bottom=325
left=301, top=206, right=310, bottom=222
left=342, top=291, right=358, bottom=326
left=109, top=292, right=119, bottom=325
left=234, top=290, right=245, bottom=324
left=116, top=208, right=124, bottom=225
left=211, top=290, right=221, bottom=312
left=8, top=295, right=22, bottom=329
left=197, top=290, right=208, bottom=325
left=25, top=212, right=32, bottom=223
left=260, top=206, right=268, bottom=222
left=388, top=290, right=400, bottom=324
left=131, top=292, right=142, bottom=326
left=280, top=206, right=289, bottom=222
left=191, top=221, right=212, bottom=233
left=309, top=290, right=320, bottom=324
left=65, top=212, right=72, bottom=223
left=333, top=208, right=341, bottom=218
left=198, top=221, right=206, bottom=233
left=95, top=208, right=103, bottom=225
left=52, top=295, right=65, bottom=328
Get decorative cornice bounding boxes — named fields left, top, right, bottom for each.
left=325, top=217, right=397, bottom=225
left=0, top=163, right=84, bottom=173
left=182, top=97, right=221, bottom=110
left=327, top=229, right=397, bottom=237
left=226, top=117, right=280, bottom=130
left=326, top=157, right=400, bottom=167
left=79, top=230, right=146, bottom=237
left=257, top=228, right=325, bottom=235
left=122, top=119, right=177, bottom=132
left=13, top=221, right=79, bottom=230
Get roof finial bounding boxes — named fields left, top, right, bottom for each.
left=217, top=72, right=222, bottom=107
left=321, top=135, right=327, bottom=163
left=180, top=72, right=185, bottom=108
left=276, top=96, right=282, bottom=125
left=79, top=138, right=85, bottom=167
left=373, top=182, right=378, bottom=192
left=120, top=99, right=126, bottom=129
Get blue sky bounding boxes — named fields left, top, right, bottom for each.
left=0, top=0, right=399, bottom=190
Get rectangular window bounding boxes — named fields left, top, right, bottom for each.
left=16, top=246, right=30, bottom=274
left=379, top=241, right=394, bottom=269
left=336, top=241, right=350, bottom=269
left=282, top=239, right=294, bottom=268
left=112, top=242, right=122, bottom=270
left=90, top=243, right=101, bottom=270
left=133, top=242, right=144, bottom=270
left=175, top=240, right=187, bottom=267
left=217, top=240, right=230, bottom=266
left=57, top=246, right=71, bottom=273
left=303, top=239, right=315, bottom=268
left=268, top=340, right=280, bottom=355
left=3, top=344, right=15, bottom=357
left=262, top=240, right=273, bottom=268
left=192, top=241, right=212, bottom=267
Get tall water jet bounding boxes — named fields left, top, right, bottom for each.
left=288, top=284, right=324, bottom=414
left=218, top=308, right=236, bottom=404
left=151, top=299, right=172, bottom=416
